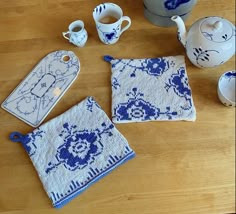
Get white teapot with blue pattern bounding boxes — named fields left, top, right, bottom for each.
left=171, top=15, right=235, bottom=68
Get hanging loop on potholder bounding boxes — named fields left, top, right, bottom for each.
left=8, top=96, right=135, bottom=208
left=9, top=132, right=26, bottom=143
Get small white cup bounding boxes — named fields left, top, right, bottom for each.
left=62, top=20, right=88, bottom=47
left=217, top=70, right=236, bottom=107
left=93, top=3, right=131, bottom=45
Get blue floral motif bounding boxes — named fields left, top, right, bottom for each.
left=86, top=96, right=101, bottom=112
left=112, top=77, right=121, bottom=89
left=111, top=58, right=171, bottom=78
left=165, top=67, right=192, bottom=109
left=141, top=58, right=170, bottom=77
left=105, top=32, right=115, bottom=41
left=164, top=0, right=191, bottom=10
left=114, top=88, right=177, bottom=121
left=224, top=71, right=236, bottom=79
left=45, top=122, right=114, bottom=173
left=192, top=48, right=219, bottom=67
left=97, top=25, right=120, bottom=44
left=201, top=25, right=235, bottom=43
left=23, top=130, right=45, bottom=156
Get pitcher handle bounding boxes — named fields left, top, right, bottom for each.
left=62, top=31, right=70, bottom=40
left=120, top=16, right=131, bottom=35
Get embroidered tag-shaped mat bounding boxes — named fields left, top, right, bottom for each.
left=104, top=55, right=196, bottom=123
left=1, top=50, right=80, bottom=127
left=10, top=97, right=135, bottom=208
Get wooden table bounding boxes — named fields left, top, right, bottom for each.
left=0, top=0, right=235, bottom=213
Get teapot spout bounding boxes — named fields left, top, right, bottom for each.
left=171, top=16, right=187, bottom=47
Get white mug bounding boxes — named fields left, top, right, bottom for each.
left=62, top=20, right=88, bottom=47
left=93, top=3, right=131, bottom=45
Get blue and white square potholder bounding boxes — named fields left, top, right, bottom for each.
left=104, top=55, right=196, bottom=123
left=10, top=97, right=135, bottom=208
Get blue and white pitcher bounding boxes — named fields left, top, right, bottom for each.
left=62, top=20, right=88, bottom=47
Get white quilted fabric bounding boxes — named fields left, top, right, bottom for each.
left=10, top=97, right=135, bottom=208
left=105, top=55, right=196, bottom=123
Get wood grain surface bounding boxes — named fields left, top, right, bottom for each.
left=0, top=0, right=235, bottom=213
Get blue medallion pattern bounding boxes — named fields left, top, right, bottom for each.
left=140, top=58, right=170, bottom=77
left=45, top=122, right=114, bottom=173
left=164, top=0, right=191, bottom=10
left=114, top=87, right=177, bottom=121
left=165, top=67, right=192, bottom=109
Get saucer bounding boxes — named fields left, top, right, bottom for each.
left=217, top=70, right=236, bottom=107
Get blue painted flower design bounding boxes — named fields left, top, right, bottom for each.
left=97, top=25, right=120, bottom=44
left=164, top=0, right=191, bottom=10
left=105, top=32, right=115, bottom=41
left=114, top=88, right=177, bottom=121
left=165, top=67, right=192, bottom=109
left=193, top=48, right=219, bottom=67
left=45, top=122, right=114, bottom=173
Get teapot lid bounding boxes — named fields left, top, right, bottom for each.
left=200, top=17, right=234, bottom=43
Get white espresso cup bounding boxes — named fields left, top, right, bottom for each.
left=62, top=20, right=88, bottom=47
left=93, top=3, right=131, bottom=44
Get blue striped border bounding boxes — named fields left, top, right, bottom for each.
left=53, top=151, right=135, bottom=208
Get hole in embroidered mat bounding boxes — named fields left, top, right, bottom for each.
left=62, top=55, right=70, bottom=62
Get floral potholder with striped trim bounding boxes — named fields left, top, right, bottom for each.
left=10, top=97, right=135, bottom=208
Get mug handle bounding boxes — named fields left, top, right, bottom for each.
left=120, top=16, right=131, bottom=35
left=62, top=31, right=70, bottom=40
